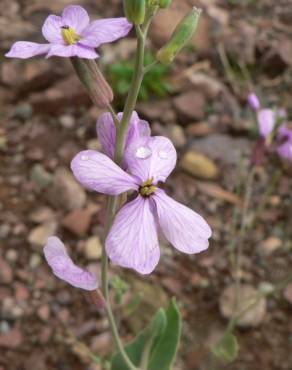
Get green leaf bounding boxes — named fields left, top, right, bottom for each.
left=211, top=333, right=239, bottom=362
left=148, top=298, right=181, bottom=370
left=111, top=309, right=167, bottom=370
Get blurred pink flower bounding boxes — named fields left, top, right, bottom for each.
left=71, top=136, right=212, bottom=275
left=248, top=92, right=260, bottom=111
left=96, top=111, right=150, bottom=167
left=6, top=5, right=132, bottom=59
left=277, top=125, right=292, bottom=161
left=44, top=236, right=98, bottom=290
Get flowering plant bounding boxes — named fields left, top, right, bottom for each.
left=7, top=2, right=210, bottom=369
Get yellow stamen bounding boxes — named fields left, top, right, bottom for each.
left=61, top=26, right=81, bottom=45
left=139, top=178, right=157, bottom=197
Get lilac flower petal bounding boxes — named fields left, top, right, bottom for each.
left=44, top=236, right=98, bottom=290
left=46, top=43, right=98, bottom=59
left=257, top=109, right=275, bottom=138
left=81, top=18, right=132, bottom=48
left=42, top=15, right=64, bottom=43
left=5, top=42, right=50, bottom=59
left=71, top=150, right=138, bottom=195
left=62, top=5, right=90, bottom=34
left=106, top=196, right=160, bottom=274
left=153, top=189, right=211, bottom=254
left=277, top=125, right=292, bottom=161
left=96, top=112, right=116, bottom=159
left=125, top=136, right=177, bottom=184
left=96, top=111, right=151, bottom=163
left=248, top=93, right=260, bottom=111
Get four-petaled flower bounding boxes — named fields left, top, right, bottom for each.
left=44, top=236, right=98, bottom=290
left=71, top=135, right=212, bottom=274
left=5, top=5, right=132, bottom=60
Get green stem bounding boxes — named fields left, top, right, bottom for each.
left=100, top=20, right=154, bottom=370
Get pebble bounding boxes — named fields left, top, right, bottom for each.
left=0, top=258, right=13, bottom=284
left=258, top=236, right=282, bottom=256
left=59, top=114, right=75, bottom=129
left=37, top=305, right=50, bottom=322
left=62, top=208, right=93, bottom=237
left=180, top=150, right=218, bottom=180
left=173, top=90, right=206, bottom=122
left=0, top=327, right=23, bottom=349
left=84, top=236, right=103, bottom=260
left=29, top=207, right=56, bottom=223
left=30, top=164, right=53, bottom=189
left=29, top=253, right=42, bottom=269
left=5, top=249, right=18, bottom=263
left=47, top=167, right=86, bottom=211
left=284, top=283, right=292, bottom=306
left=219, top=284, right=267, bottom=328
left=28, top=222, right=57, bottom=247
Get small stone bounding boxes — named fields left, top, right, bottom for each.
left=30, top=164, right=53, bottom=189
left=59, top=114, right=75, bottom=129
left=84, top=236, right=102, bottom=260
left=284, top=283, right=292, bottom=305
left=166, top=124, right=186, bottom=148
left=258, top=236, right=282, bottom=256
left=90, top=332, right=112, bottom=357
left=0, top=258, right=13, bottom=284
left=29, top=253, right=42, bottom=269
left=219, top=284, right=267, bottom=328
left=87, top=139, right=102, bottom=151
left=29, top=207, right=56, bottom=223
left=180, top=150, right=218, bottom=180
left=37, top=305, right=50, bottom=321
left=0, top=327, right=23, bottom=349
left=0, top=321, right=10, bottom=334
left=12, top=103, right=33, bottom=121
left=62, top=208, right=93, bottom=237
left=47, top=167, right=86, bottom=211
left=0, top=224, right=11, bottom=239
left=6, top=249, right=18, bottom=263
left=28, top=222, right=57, bottom=247
left=2, top=298, right=24, bottom=320
left=15, top=283, right=29, bottom=301
left=173, top=91, right=205, bottom=122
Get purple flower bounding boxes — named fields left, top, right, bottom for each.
left=96, top=111, right=151, bottom=165
left=44, top=236, right=98, bottom=290
left=248, top=93, right=260, bottom=111
left=257, top=109, right=276, bottom=139
left=5, top=5, right=132, bottom=60
left=71, top=136, right=212, bottom=274
left=277, top=125, right=292, bottom=161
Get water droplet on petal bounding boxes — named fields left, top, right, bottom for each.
left=135, top=146, right=152, bottom=159
left=81, top=155, right=89, bottom=161
left=158, top=150, right=168, bottom=159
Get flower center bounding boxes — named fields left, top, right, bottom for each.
left=61, top=25, right=81, bottom=45
left=139, top=178, right=157, bottom=197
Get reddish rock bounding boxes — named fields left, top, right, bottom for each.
left=173, top=91, right=205, bottom=122
left=15, top=283, right=30, bottom=301
left=62, top=208, right=93, bottom=236
left=0, top=258, right=13, bottom=284
left=37, top=305, right=50, bottom=322
left=0, top=327, right=23, bottom=349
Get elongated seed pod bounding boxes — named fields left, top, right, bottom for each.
left=157, top=7, right=201, bottom=64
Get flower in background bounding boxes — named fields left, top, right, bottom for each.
left=71, top=136, right=211, bottom=275
left=248, top=93, right=291, bottom=163
left=96, top=111, right=151, bottom=166
left=44, top=236, right=98, bottom=290
left=276, top=125, right=292, bottom=161
left=6, top=5, right=132, bottom=59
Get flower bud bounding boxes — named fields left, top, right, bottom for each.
left=123, top=0, right=146, bottom=25
left=157, top=7, right=201, bottom=64
left=159, top=0, right=172, bottom=8
left=71, top=58, right=113, bottom=109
